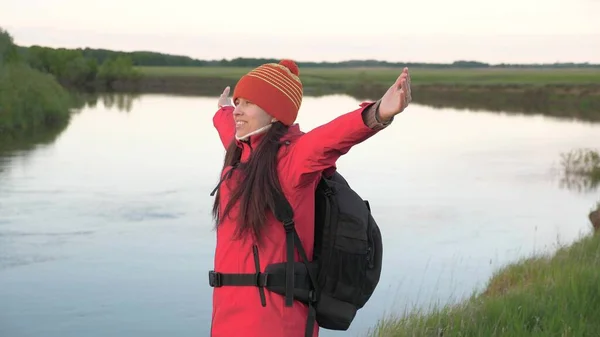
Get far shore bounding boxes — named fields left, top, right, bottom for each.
left=100, top=66, right=600, bottom=123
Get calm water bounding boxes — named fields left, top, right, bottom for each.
left=1, top=94, right=599, bottom=337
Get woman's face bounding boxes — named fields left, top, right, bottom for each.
left=233, top=97, right=273, bottom=138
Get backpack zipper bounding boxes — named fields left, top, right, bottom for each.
left=366, top=246, right=374, bottom=269
left=365, top=201, right=375, bottom=269
left=319, top=183, right=334, bottom=283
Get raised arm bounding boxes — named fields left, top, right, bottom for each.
left=287, top=101, right=391, bottom=187
left=213, top=105, right=235, bottom=149
left=213, top=86, right=235, bottom=149
left=288, top=68, right=412, bottom=188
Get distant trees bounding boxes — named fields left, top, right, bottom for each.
left=80, top=48, right=206, bottom=67
left=96, top=55, right=141, bottom=86
left=25, top=46, right=98, bottom=87
left=13, top=44, right=600, bottom=71
left=0, top=28, right=20, bottom=64
left=22, top=46, right=141, bottom=89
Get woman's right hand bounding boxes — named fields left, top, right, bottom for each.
left=218, top=86, right=233, bottom=108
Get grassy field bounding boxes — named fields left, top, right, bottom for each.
left=368, top=230, right=600, bottom=337
left=137, top=66, right=600, bottom=87
left=127, top=66, right=600, bottom=120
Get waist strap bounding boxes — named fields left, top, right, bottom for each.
left=208, top=266, right=316, bottom=337
left=208, top=270, right=269, bottom=287
left=208, top=270, right=311, bottom=289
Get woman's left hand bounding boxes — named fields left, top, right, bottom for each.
left=378, top=67, right=412, bottom=122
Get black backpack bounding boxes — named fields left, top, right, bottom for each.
left=265, top=171, right=384, bottom=336
left=208, top=170, right=383, bottom=337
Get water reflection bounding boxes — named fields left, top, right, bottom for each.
left=71, top=84, right=600, bottom=124
left=71, top=92, right=141, bottom=113
left=0, top=119, right=70, bottom=154
left=555, top=148, right=600, bottom=231
left=414, top=87, right=600, bottom=124
left=557, top=148, right=600, bottom=194
left=0, top=92, right=135, bottom=181
left=342, top=85, right=600, bottom=124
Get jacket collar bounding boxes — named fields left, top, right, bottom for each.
left=234, top=124, right=304, bottom=163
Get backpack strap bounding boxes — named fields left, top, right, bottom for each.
left=271, top=189, right=319, bottom=337
left=271, top=191, right=296, bottom=307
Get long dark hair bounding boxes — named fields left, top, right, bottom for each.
left=212, top=122, right=289, bottom=242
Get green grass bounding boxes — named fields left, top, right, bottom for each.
left=137, top=66, right=600, bottom=87
left=368, top=231, right=600, bottom=337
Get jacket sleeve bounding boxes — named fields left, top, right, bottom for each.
left=213, top=106, right=235, bottom=149
left=288, top=100, right=392, bottom=188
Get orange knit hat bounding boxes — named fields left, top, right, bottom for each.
left=232, top=59, right=303, bottom=126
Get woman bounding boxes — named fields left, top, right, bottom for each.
left=209, top=59, right=411, bottom=337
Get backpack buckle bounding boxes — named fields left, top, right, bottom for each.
left=255, top=272, right=268, bottom=287
left=283, top=219, right=295, bottom=233
left=208, top=270, right=222, bottom=287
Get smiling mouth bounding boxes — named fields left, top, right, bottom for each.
left=236, top=121, right=246, bottom=127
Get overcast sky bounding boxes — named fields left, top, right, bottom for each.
left=2, top=0, right=599, bottom=64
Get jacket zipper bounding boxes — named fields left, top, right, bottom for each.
left=252, top=244, right=267, bottom=307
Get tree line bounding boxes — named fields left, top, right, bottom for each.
left=17, top=45, right=141, bottom=89
left=14, top=45, right=600, bottom=70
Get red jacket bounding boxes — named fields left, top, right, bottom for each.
left=210, top=101, right=384, bottom=337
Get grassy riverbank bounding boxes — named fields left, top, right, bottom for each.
left=0, top=62, right=72, bottom=133
left=1, top=26, right=144, bottom=144
left=369, top=150, right=600, bottom=337
left=369, top=231, right=600, bottom=337
left=0, top=29, right=74, bottom=142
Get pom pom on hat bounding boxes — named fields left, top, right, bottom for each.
left=279, top=59, right=299, bottom=76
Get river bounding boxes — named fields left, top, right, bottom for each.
left=1, top=93, right=599, bottom=337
